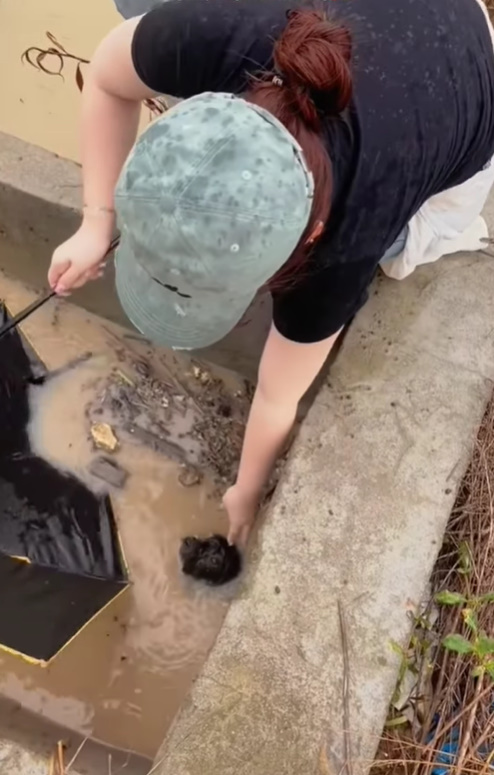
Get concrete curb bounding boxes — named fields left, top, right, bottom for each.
left=153, top=201, right=494, bottom=774
left=0, top=739, right=83, bottom=775
left=0, top=697, right=151, bottom=775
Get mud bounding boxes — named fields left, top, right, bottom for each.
left=84, top=337, right=249, bottom=486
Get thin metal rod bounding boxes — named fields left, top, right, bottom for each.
left=0, top=290, right=56, bottom=340
left=0, top=235, right=120, bottom=341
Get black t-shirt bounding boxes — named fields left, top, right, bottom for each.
left=131, top=0, right=494, bottom=342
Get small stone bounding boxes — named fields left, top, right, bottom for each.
left=89, top=456, right=128, bottom=488
left=178, top=466, right=203, bottom=488
left=192, top=365, right=210, bottom=383
left=90, top=423, right=119, bottom=452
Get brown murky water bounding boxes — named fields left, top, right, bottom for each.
left=0, top=272, right=245, bottom=758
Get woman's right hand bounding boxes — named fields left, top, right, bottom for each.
left=48, top=214, right=115, bottom=295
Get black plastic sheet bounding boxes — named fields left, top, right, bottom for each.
left=0, top=304, right=128, bottom=664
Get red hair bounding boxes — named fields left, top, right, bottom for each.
left=245, top=9, right=353, bottom=288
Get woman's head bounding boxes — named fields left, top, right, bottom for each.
left=246, top=9, right=353, bottom=287
left=114, top=10, right=353, bottom=350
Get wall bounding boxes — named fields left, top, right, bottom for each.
left=0, top=0, right=120, bottom=162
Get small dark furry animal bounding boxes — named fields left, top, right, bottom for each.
left=180, top=534, right=242, bottom=586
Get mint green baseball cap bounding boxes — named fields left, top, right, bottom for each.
left=114, top=92, right=314, bottom=350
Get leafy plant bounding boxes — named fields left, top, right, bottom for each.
left=435, top=589, right=494, bottom=680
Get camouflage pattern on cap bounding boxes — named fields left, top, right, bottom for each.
left=115, top=92, right=314, bottom=350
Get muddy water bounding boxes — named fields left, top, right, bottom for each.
left=0, top=273, right=242, bottom=758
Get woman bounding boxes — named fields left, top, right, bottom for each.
left=113, top=0, right=159, bottom=20
left=49, top=0, right=494, bottom=545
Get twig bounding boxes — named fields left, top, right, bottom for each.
left=410, top=668, right=493, bottom=772
left=479, top=748, right=494, bottom=775
left=112, top=752, right=131, bottom=774
left=338, top=599, right=354, bottom=775
left=57, top=741, right=65, bottom=774
left=102, top=323, right=204, bottom=416
left=473, top=711, right=494, bottom=762
left=65, top=738, right=87, bottom=772
left=413, top=609, right=461, bottom=775
left=145, top=754, right=166, bottom=775
left=372, top=754, right=486, bottom=774
left=453, top=675, right=484, bottom=774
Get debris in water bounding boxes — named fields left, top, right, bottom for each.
left=190, top=369, right=246, bottom=483
left=180, top=535, right=242, bottom=586
left=115, top=369, right=134, bottom=387
left=88, top=457, right=129, bottom=489
left=86, top=341, right=250, bottom=486
left=178, top=466, right=203, bottom=488
left=127, top=425, right=188, bottom=464
left=91, top=423, right=118, bottom=452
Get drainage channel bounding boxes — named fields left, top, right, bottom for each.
left=0, top=270, right=250, bottom=765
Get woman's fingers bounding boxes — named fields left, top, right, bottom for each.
left=55, top=263, right=90, bottom=294
left=224, top=484, right=257, bottom=548
left=87, top=263, right=106, bottom=280
left=48, top=258, right=71, bottom=290
left=227, top=521, right=252, bottom=548
left=52, top=262, right=105, bottom=295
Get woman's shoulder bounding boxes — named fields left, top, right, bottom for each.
left=131, top=0, right=294, bottom=98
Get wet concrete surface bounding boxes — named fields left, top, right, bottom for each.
left=0, top=271, right=248, bottom=759
left=0, top=695, right=151, bottom=774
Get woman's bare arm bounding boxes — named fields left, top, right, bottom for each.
left=81, top=17, right=158, bottom=214
left=49, top=18, right=160, bottom=291
left=225, top=324, right=341, bottom=544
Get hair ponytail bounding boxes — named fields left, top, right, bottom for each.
left=246, top=9, right=353, bottom=287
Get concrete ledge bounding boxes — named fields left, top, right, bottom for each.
left=0, top=697, right=150, bottom=775
left=154, top=212, right=494, bottom=772
left=0, top=131, right=270, bottom=379
left=0, top=739, right=69, bottom=775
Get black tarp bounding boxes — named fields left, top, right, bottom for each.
left=0, top=303, right=129, bottom=664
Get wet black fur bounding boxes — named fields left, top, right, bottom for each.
left=180, top=534, right=242, bottom=586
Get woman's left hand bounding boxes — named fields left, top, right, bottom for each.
left=223, top=485, right=259, bottom=547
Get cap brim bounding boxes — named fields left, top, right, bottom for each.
left=115, top=240, right=256, bottom=350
